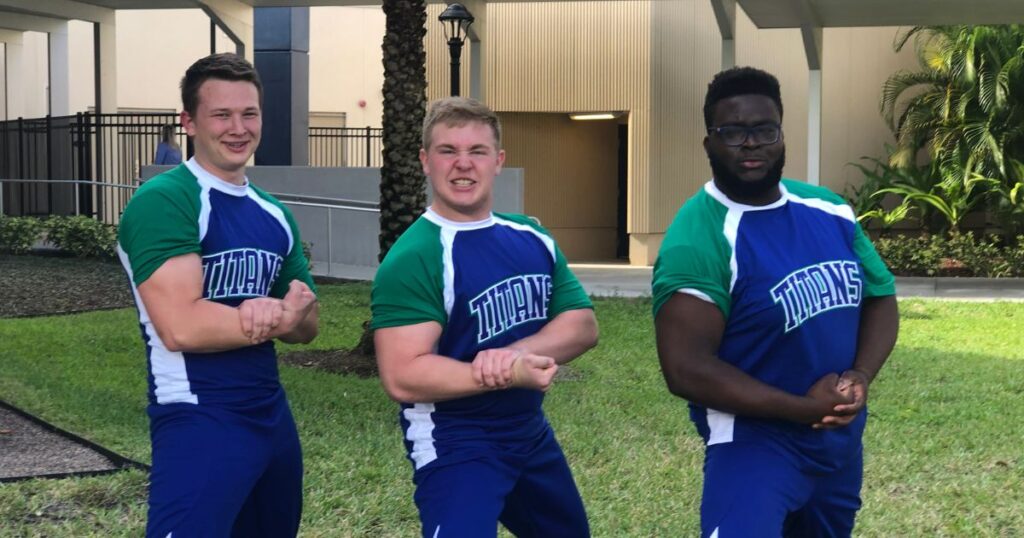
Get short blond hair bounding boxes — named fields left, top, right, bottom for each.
left=422, top=97, right=502, bottom=150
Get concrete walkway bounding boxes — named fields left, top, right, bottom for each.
left=315, top=262, right=1024, bottom=301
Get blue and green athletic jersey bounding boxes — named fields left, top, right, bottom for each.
left=653, top=179, right=895, bottom=469
left=371, top=208, right=592, bottom=470
left=117, top=159, right=315, bottom=409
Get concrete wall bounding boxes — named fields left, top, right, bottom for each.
left=140, top=165, right=524, bottom=277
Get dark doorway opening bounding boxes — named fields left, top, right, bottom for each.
left=616, top=123, right=629, bottom=259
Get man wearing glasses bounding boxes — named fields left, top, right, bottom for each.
left=652, top=67, right=899, bottom=536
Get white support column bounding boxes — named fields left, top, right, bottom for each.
left=95, top=13, right=117, bottom=114
left=0, top=7, right=115, bottom=116
left=710, top=0, right=736, bottom=69
left=197, top=0, right=254, bottom=62
left=807, top=69, right=822, bottom=186
left=0, top=30, right=24, bottom=120
left=48, top=21, right=70, bottom=116
left=801, top=23, right=823, bottom=185
left=461, top=0, right=486, bottom=102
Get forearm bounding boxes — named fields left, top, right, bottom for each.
left=276, top=303, right=319, bottom=344
left=510, top=309, right=598, bottom=365
left=661, top=353, right=826, bottom=424
left=155, top=299, right=255, bottom=353
left=380, top=353, right=488, bottom=403
left=851, top=295, right=899, bottom=382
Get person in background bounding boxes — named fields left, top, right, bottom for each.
left=154, top=124, right=183, bottom=165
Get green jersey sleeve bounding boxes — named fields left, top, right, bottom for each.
left=117, top=170, right=202, bottom=286
left=652, top=192, right=733, bottom=319
left=548, top=241, right=593, bottom=317
left=854, top=223, right=896, bottom=297
left=370, top=218, right=447, bottom=329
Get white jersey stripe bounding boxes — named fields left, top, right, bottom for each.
left=492, top=215, right=557, bottom=262
left=246, top=189, right=294, bottom=254
left=403, top=403, right=438, bottom=469
left=787, top=192, right=857, bottom=223
left=440, top=228, right=458, bottom=317
left=706, top=408, right=735, bottom=445
left=723, top=209, right=742, bottom=294
left=116, top=245, right=198, bottom=405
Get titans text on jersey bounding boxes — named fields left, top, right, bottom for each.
left=202, top=248, right=284, bottom=300
left=469, top=274, right=552, bottom=343
left=770, top=260, right=862, bottom=333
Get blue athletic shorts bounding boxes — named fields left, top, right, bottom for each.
left=700, top=440, right=863, bottom=538
left=145, top=395, right=303, bottom=538
left=412, top=426, right=589, bottom=538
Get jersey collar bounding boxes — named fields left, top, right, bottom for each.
left=422, top=207, right=495, bottom=230
left=185, top=157, right=250, bottom=197
left=704, top=179, right=789, bottom=212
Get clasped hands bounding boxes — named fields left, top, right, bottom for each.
left=237, top=280, right=317, bottom=345
left=806, top=369, right=870, bottom=430
left=471, top=347, right=558, bottom=392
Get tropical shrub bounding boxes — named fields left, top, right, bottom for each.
left=0, top=216, right=44, bottom=255
left=44, top=215, right=117, bottom=259
left=874, top=232, right=1021, bottom=277
left=880, top=25, right=1024, bottom=235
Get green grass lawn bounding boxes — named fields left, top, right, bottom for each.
left=1, top=286, right=1022, bottom=536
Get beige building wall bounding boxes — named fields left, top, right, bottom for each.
left=309, top=6, right=385, bottom=128
left=425, top=1, right=649, bottom=263
left=820, top=26, right=920, bottom=195
left=423, top=1, right=922, bottom=264
left=67, top=21, right=96, bottom=115
left=115, top=10, right=221, bottom=112
left=16, top=31, right=49, bottom=118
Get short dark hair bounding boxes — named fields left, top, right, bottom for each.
left=703, top=67, right=783, bottom=128
left=422, top=97, right=502, bottom=150
left=180, top=53, right=263, bottom=116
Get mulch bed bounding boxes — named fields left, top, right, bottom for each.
left=0, top=254, right=133, bottom=318
left=1, top=254, right=143, bottom=482
left=0, top=402, right=148, bottom=483
left=280, top=349, right=380, bottom=378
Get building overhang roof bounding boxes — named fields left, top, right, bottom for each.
left=737, top=0, right=1024, bottom=29
left=6, top=0, right=1024, bottom=24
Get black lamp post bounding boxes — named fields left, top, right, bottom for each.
left=438, top=3, right=474, bottom=96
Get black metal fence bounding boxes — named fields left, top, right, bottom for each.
left=0, top=112, right=183, bottom=224
left=309, top=126, right=382, bottom=167
left=1, top=114, right=383, bottom=222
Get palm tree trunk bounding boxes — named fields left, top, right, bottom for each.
left=355, top=0, right=428, bottom=357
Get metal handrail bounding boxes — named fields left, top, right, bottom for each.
left=0, top=177, right=379, bottom=276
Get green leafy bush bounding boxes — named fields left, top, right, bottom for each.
left=874, top=232, right=1023, bottom=277
left=302, top=240, right=314, bottom=272
left=874, top=234, right=944, bottom=277
left=0, top=216, right=44, bottom=255
left=45, top=215, right=118, bottom=259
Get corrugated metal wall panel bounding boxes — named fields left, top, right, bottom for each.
left=648, top=0, right=722, bottom=232
left=734, top=8, right=810, bottom=182
left=419, top=1, right=921, bottom=261
left=500, top=112, right=619, bottom=260
left=484, top=1, right=651, bottom=235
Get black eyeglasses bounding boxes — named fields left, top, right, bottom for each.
left=707, top=123, right=782, bottom=147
